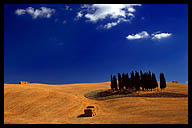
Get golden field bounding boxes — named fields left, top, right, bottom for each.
left=4, top=82, right=188, bottom=124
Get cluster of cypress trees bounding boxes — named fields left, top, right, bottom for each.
left=110, top=70, right=166, bottom=91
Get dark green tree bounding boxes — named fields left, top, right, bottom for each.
left=143, top=72, right=148, bottom=90
left=125, top=73, right=129, bottom=89
left=118, top=73, right=122, bottom=90
left=110, top=71, right=161, bottom=92
left=130, top=71, right=135, bottom=89
left=110, top=74, right=113, bottom=89
left=155, top=73, right=158, bottom=88
left=113, top=75, right=118, bottom=90
left=135, top=71, right=140, bottom=91
left=160, top=73, right=166, bottom=90
left=140, top=70, right=144, bottom=91
left=122, top=73, right=126, bottom=90
left=148, top=71, right=153, bottom=91
left=152, top=73, right=158, bottom=90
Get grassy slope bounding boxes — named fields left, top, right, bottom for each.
left=4, top=82, right=188, bottom=124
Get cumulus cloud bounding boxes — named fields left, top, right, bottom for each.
left=152, top=33, right=172, bottom=39
left=104, top=22, right=118, bottom=29
left=83, top=4, right=141, bottom=22
left=128, top=7, right=135, bottom=12
left=15, top=9, right=26, bottom=15
left=126, top=31, right=149, bottom=40
left=127, top=13, right=135, bottom=17
left=77, top=4, right=141, bottom=29
left=104, top=18, right=129, bottom=29
left=151, top=32, right=172, bottom=39
left=126, top=31, right=172, bottom=40
left=15, top=7, right=55, bottom=19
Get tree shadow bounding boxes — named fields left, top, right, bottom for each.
left=84, top=89, right=188, bottom=101
left=137, top=92, right=188, bottom=98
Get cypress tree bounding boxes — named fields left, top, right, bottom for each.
left=118, top=73, right=122, bottom=90
left=129, top=72, right=132, bottom=89
left=122, top=73, right=126, bottom=90
left=113, top=75, right=118, bottom=90
left=110, top=74, right=113, bottom=89
left=155, top=73, right=158, bottom=88
left=152, top=73, right=158, bottom=90
left=135, top=71, right=140, bottom=91
left=148, top=71, right=152, bottom=91
left=147, top=72, right=150, bottom=90
left=140, top=70, right=144, bottom=91
left=143, top=72, right=148, bottom=90
left=130, top=71, right=135, bottom=89
left=125, top=73, right=129, bottom=89
left=160, top=73, right=166, bottom=90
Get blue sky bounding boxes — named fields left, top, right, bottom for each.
left=4, top=4, right=188, bottom=84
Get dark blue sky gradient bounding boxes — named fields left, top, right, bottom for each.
left=4, top=4, right=188, bottom=84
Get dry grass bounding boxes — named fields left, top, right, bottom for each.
left=4, top=82, right=188, bottom=124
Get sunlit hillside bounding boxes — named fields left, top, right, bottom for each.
left=4, top=82, right=188, bottom=124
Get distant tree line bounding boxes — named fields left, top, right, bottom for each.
left=110, top=70, right=166, bottom=91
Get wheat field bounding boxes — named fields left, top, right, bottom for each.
left=4, top=82, right=188, bottom=124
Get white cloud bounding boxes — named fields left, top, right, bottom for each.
left=128, top=7, right=135, bottom=12
left=126, top=31, right=172, bottom=41
left=15, top=9, right=26, bottom=15
left=151, top=32, right=172, bottom=39
left=126, top=31, right=149, bottom=40
left=77, top=11, right=83, bottom=18
left=78, top=4, right=141, bottom=29
left=127, top=13, right=135, bottom=17
left=185, top=81, right=188, bottom=84
left=104, top=22, right=118, bottom=29
left=74, top=11, right=83, bottom=21
left=15, top=7, right=55, bottom=19
left=104, top=18, right=129, bottom=29
left=83, top=4, right=141, bottom=22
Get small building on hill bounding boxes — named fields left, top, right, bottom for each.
left=172, top=81, right=179, bottom=83
left=19, top=81, right=30, bottom=84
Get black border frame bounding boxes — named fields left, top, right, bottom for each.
left=1, top=0, right=191, bottom=128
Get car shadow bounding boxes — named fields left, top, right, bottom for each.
left=77, top=114, right=87, bottom=118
